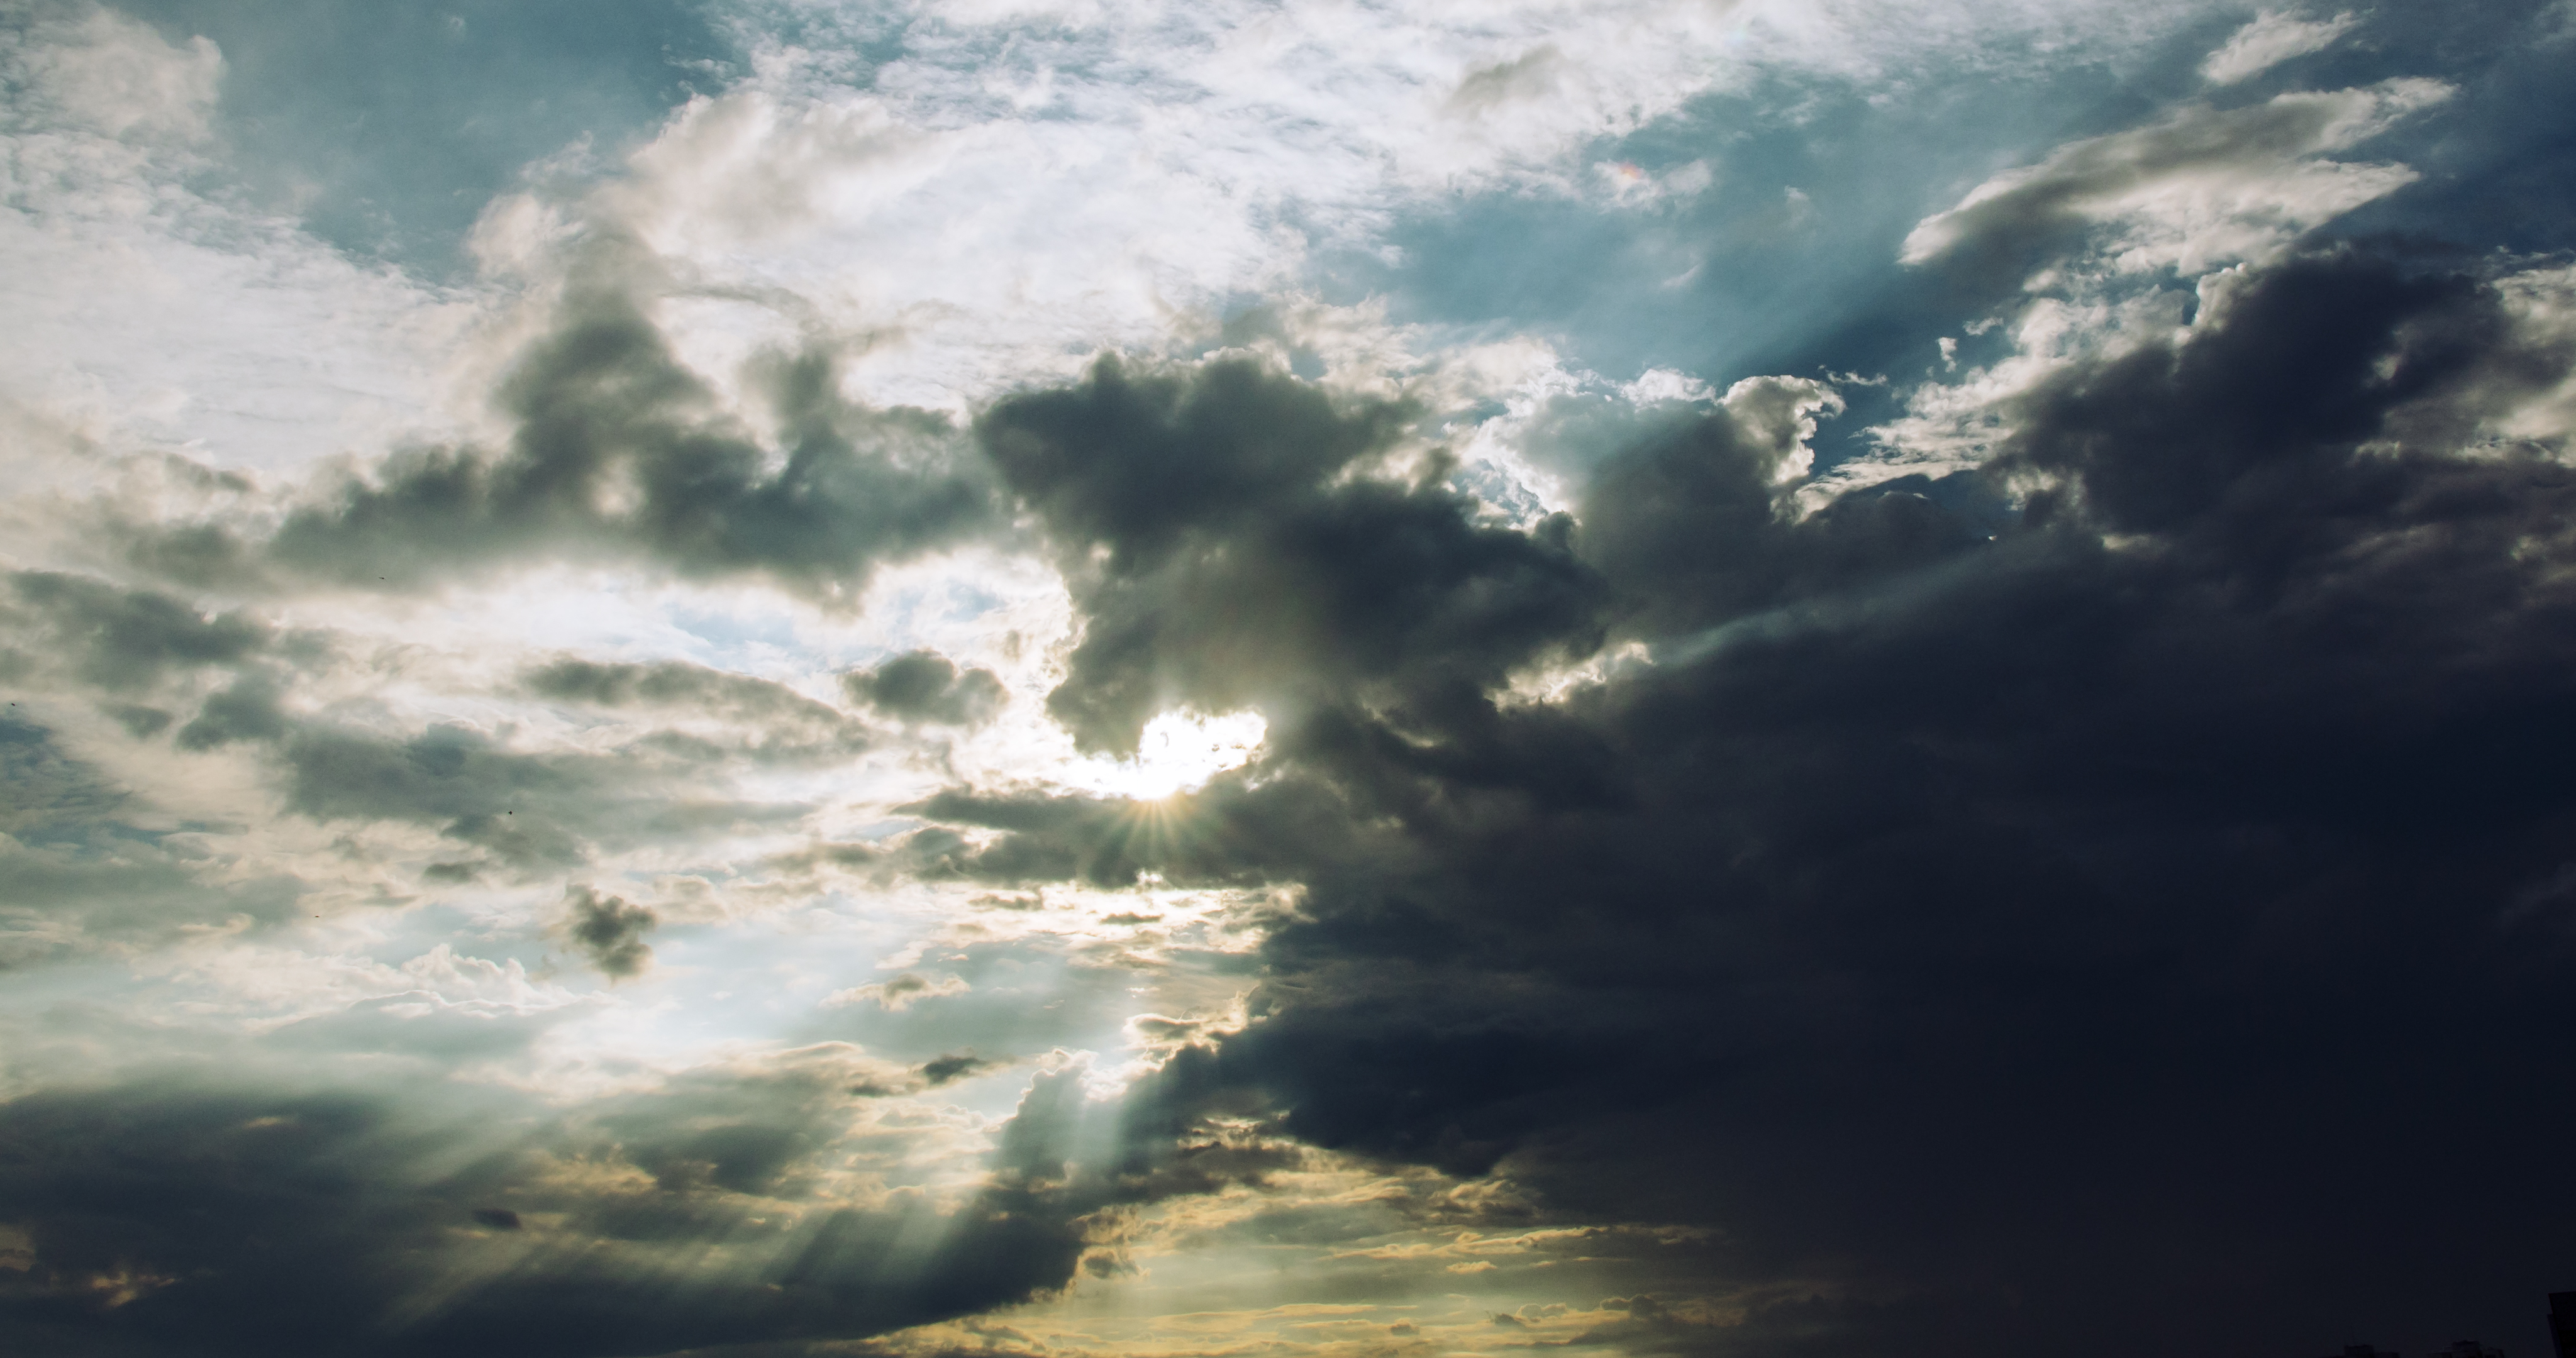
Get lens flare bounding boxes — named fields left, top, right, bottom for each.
left=1060, top=710, right=1267, bottom=800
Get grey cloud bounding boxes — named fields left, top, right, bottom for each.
left=5, top=569, right=269, bottom=692
left=528, top=656, right=874, bottom=758
left=832, top=970, right=967, bottom=1012
left=270, top=719, right=804, bottom=871
left=192, top=253, right=1001, bottom=601
left=1448, top=45, right=1561, bottom=113
left=978, top=356, right=1601, bottom=755
left=107, top=704, right=173, bottom=737
left=172, top=672, right=290, bottom=749
left=561, top=884, right=655, bottom=979
left=0, top=596, right=823, bottom=876
left=898, top=776, right=1372, bottom=890
left=0, top=1055, right=1118, bottom=1358
left=845, top=650, right=1006, bottom=727
left=528, top=656, right=845, bottom=725
left=280, top=722, right=594, bottom=868
left=918, top=1052, right=993, bottom=1086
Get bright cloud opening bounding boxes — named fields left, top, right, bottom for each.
left=1060, top=710, right=1267, bottom=800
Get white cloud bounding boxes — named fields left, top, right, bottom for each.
left=525, top=0, right=2233, bottom=412
left=2201, top=9, right=2360, bottom=86
left=1901, top=77, right=2451, bottom=277
left=1853, top=72, right=2462, bottom=504
left=0, top=4, right=480, bottom=482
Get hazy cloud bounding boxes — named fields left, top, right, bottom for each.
left=0, top=715, right=302, bottom=967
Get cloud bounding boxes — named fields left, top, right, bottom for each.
left=1900, top=79, right=2452, bottom=279
left=918, top=1052, right=996, bottom=1086
left=526, top=656, right=875, bottom=759
left=0, top=1058, right=1116, bottom=1358
left=560, top=884, right=656, bottom=979
left=826, top=971, right=970, bottom=1012
left=528, top=656, right=845, bottom=724
left=1575, top=375, right=1985, bottom=636
left=4, top=570, right=271, bottom=692
left=0, top=3, right=221, bottom=143
left=979, top=355, right=1601, bottom=756
left=847, top=651, right=1007, bottom=727
left=8, top=4, right=2576, bottom=1356
left=905, top=245, right=2576, bottom=1354
left=2202, top=9, right=2361, bottom=86
left=0, top=715, right=304, bottom=968
left=182, top=243, right=1004, bottom=602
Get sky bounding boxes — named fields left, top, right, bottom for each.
left=3, top=1, right=2575, bottom=1355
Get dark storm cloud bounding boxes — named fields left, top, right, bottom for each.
left=121, top=250, right=997, bottom=602
left=846, top=650, right=1006, bottom=727
left=561, top=883, right=655, bottom=979
left=979, top=355, right=1601, bottom=754
left=916, top=250, right=2576, bottom=1354
left=1576, top=378, right=1983, bottom=637
left=0, top=1050, right=1163, bottom=1358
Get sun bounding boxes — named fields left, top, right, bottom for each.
left=1061, top=710, right=1267, bottom=801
